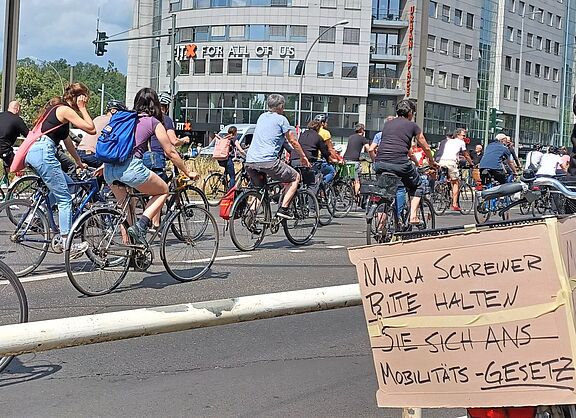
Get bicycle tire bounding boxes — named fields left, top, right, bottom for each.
left=283, top=189, right=319, bottom=246
left=418, top=198, right=436, bottom=230
left=474, top=198, right=492, bottom=224
left=161, top=205, right=219, bottom=282
left=0, top=260, right=28, bottom=373
left=333, top=180, right=354, bottom=218
left=366, top=201, right=397, bottom=245
left=5, top=175, right=41, bottom=202
left=202, top=172, right=226, bottom=206
left=318, top=183, right=334, bottom=226
left=65, top=207, right=131, bottom=296
left=183, top=184, right=209, bottom=211
left=0, top=199, right=50, bottom=277
left=229, top=190, right=269, bottom=251
left=431, top=182, right=449, bottom=215
left=458, top=182, right=475, bottom=215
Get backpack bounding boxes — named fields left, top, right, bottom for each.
left=95, top=110, right=139, bottom=164
left=213, top=134, right=231, bottom=160
left=219, top=185, right=237, bottom=220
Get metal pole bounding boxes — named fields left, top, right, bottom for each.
left=0, top=284, right=362, bottom=356
left=415, top=0, right=429, bottom=129
left=69, top=65, right=74, bottom=85
left=100, top=83, right=105, bottom=115
left=514, top=15, right=525, bottom=157
left=1, top=0, right=20, bottom=111
left=298, top=20, right=349, bottom=132
left=559, top=0, right=572, bottom=147
left=169, top=13, right=177, bottom=119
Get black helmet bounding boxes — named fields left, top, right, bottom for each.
left=314, top=114, right=327, bottom=123
left=106, top=99, right=127, bottom=112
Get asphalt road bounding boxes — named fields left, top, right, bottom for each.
left=0, top=206, right=522, bottom=417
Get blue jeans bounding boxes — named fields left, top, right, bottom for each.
left=218, top=158, right=235, bottom=189
left=396, top=185, right=406, bottom=217
left=319, top=161, right=336, bottom=184
left=25, top=136, right=74, bottom=235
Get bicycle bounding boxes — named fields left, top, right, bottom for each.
left=202, top=157, right=247, bottom=206
left=331, top=163, right=355, bottom=218
left=0, top=259, right=28, bottom=373
left=305, top=162, right=336, bottom=227
left=364, top=171, right=436, bottom=245
left=64, top=176, right=219, bottom=296
left=0, top=169, right=106, bottom=277
left=430, top=166, right=474, bottom=215
left=229, top=177, right=319, bottom=251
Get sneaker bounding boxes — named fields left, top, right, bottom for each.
left=52, top=236, right=64, bottom=254
left=69, top=242, right=89, bottom=260
left=127, top=223, right=148, bottom=246
left=276, top=206, right=294, bottom=220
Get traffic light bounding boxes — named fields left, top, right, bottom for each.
left=489, top=108, right=504, bottom=134
left=94, top=31, right=108, bottom=56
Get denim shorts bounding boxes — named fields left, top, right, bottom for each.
left=104, top=157, right=151, bottom=188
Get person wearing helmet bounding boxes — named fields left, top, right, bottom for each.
left=312, top=114, right=338, bottom=184
left=143, top=92, right=190, bottom=183
left=76, top=99, right=127, bottom=168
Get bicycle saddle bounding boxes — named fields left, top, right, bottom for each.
left=480, top=182, right=526, bottom=199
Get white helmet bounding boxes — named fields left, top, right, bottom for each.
left=159, top=92, right=172, bottom=105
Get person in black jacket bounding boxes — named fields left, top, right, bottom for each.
left=290, top=120, right=337, bottom=185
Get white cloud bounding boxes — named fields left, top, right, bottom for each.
left=0, top=0, right=133, bottom=73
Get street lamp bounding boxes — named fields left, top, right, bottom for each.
left=98, top=84, right=116, bottom=115
left=297, top=19, right=349, bottom=131
left=514, top=9, right=543, bottom=157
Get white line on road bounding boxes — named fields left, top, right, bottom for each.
left=288, top=249, right=306, bottom=253
left=326, top=245, right=345, bottom=249
left=182, top=254, right=253, bottom=263
left=19, top=272, right=77, bottom=283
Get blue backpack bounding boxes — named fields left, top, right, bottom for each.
left=95, top=110, right=139, bottom=164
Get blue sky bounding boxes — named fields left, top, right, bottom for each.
left=0, top=0, right=133, bottom=73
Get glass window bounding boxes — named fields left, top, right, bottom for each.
left=210, top=59, right=223, bottom=74
left=454, top=9, right=462, bottom=25
left=317, top=61, right=334, bottom=78
left=545, top=39, right=551, bottom=53
left=513, top=87, right=518, bottom=101
left=319, top=26, right=336, bottom=43
left=180, top=59, right=190, bottom=75
left=269, top=25, right=287, bottom=40
left=427, top=35, right=436, bottom=51
left=515, top=58, right=520, bottom=73
left=441, top=5, right=450, bottom=22
left=466, top=13, right=474, bottom=29
left=251, top=0, right=270, bottom=5
left=547, top=12, right=553, bottom=25
left=343, top=28, right=360, bottom=45
left=542, top=93, right=549, bottom=107
left=429, top=1, right=437, bottom=18
left=438, top=71, right=447, bottom=88
left=527, top=33, right=533, bottom=47
left=464, top=44, right=472, bottom=60
left=504, top=85, right=511, bottom=99
left=211, top=0, right=228, bottom=6
left=535, top=63, right=541, bottom=78
left=538, top=9, right=545, bottom=23
left=533, top=91, right=540, bottom=105
left=528, top=4, right=534, bottom=15
left=554, top=42, right=560, bottom=55
left=290, top=25, right=307, bottom=41
left=505, top=55, right=512, bottom=70
left=211, top=25, right=226, bottom=40
left=425, top=68, right=434, bottom=85
left=247, top=59, right=262, bottom=75
left=450, top=74, right=459, bottom=90
left=193, top=59, right=206, bottom=74
left=248, top=25, right=267, bottom=41
left=553, top=68, right=559, bottom=81
left=194, top=26, right=209, bottom=42
left=194, top=0, right=210, bottom=7
left=507, top=26, right=514, bottom=41
left=525, top=61, right=531, bottom=75
left=516, top=29, right=522, bottom=44
left=452, top=41, right=461, bottom=57
left=523, top=89, right=530, bottom=103
left=289, top=60, right=304, bottom=76
left=320, top=0, right=336, bottom=7
left=536, top=36, right=543, bottom=50
left=228, top=59, right=243, bottom=74
left=345, top=0, right=361, bottom=9
left=439, top=38, right=448, bottom=54
left=556, top=15, right=562, bottom=29
left=463, top=76, right=471, bottom=92
left=180, top=27, right=194, bottom=42
left=342, top=62, right=358, bottom=78
left=551, top=95, right=557, bottom=108
left=518, top=1, right=525, bottom=14
left=231, top=0, right=247, bottom=5
left=229, top=25, right=245, bottom=39
left=268, top=59, right=284, bottom=76
left=544, top=66, right=550, bottom=79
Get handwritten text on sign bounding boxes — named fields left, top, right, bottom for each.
left=349, top=219, right=576, bottom=408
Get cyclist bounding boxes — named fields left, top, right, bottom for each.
left=372, top=99, right=436, bottom=225
left=343, top=123, right=370, bottom=195
left=313, top=114, right=337, bottom=184
left=77, top=100, right=127, bottom=168
left=478, top=133, right=517, bottom=186
left=0, top=101, right=28, bottom=186
left=437, top=127, right=473, bottom=211
left=214, top=125, right=246, bottom=190
left=24, top=83, right=94, bottom=254
left=536, top=146, right=568, bottom=176
left=102, top=87, right=198, bottom=245
left=245, top=94, right=310, bottom=219
left=524, top=143, right=543, bottom=173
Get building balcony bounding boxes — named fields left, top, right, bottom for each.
left=370, top=44, right=407, bottom=63
left=368, top=77, right=405, bottom=95
left=372, top=9, right=409, bottom=29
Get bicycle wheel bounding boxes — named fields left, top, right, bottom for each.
left=317, top=184, right=335, bottom=226
left=161, top=205, right=219, bottom=282
left=65, top=207, right=131, bottom=296
left=202, top=172, right=226, bottom=206
left=5, top=175, right=41, bottom=201
left=283, top=189, right=319, bottom=245
left=333, top=180, right=354, bottom=218
left=0, top=260, right=28, bottom=373
left=431, top=183, right=449, bottom=215
left=0, top=199, right=50, bottom=277
left=366, top=201, right=397, bottom=245
left=474, top=198, right=492, bottom=224
left=458, top=182, right=475, bottom=215
left=182, top=184, right=209, bottom=211
left=417, top=198, right=436, bottom=230
left=229, top=190, right=269, bottom=251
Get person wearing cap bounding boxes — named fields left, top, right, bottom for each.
left=478, top=133, right=517, bottom=185
left=77, top=100, right=126, bottom=168
left=343, top=122, right=369, bottom=195
left=313, top=114, right=337, bottom=184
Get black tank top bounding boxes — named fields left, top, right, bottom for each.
left=41, top=105, right=69, bottom=145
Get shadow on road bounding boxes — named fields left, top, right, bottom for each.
left=0, top=357, right=61, bottom=387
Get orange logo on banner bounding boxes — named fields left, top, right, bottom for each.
left=184, top=121, right=192, bottom=131
left=185, top=44, right=197, bottom=59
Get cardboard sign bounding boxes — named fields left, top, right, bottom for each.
left=348, top=217, right=576, bottom=408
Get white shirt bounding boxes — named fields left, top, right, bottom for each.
left=439, top=138, right=466, bottom=162
left=536, top=153, right=562, bottom=176
left=524, top=150, right=543, bottom=170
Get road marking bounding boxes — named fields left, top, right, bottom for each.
left=326, top=245, right=345, bottom=249
left=18, top=271, right=78, bottom=283
left=288, top=249, right=306, bottom=253
left=182, top=254, right=253, bottom=263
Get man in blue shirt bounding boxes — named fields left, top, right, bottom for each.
left=478, top=133, right=517, bottom=185
left=245, top=94, right=310, bottom=219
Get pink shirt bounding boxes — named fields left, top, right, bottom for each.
left=133, top=116, right=160, bottom=159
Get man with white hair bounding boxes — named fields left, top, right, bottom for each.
left=245, top=94, right=310, bottom=219
left=0, top=101, right=28, bottom=185
left=478, top=133, right=517, bottom=186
